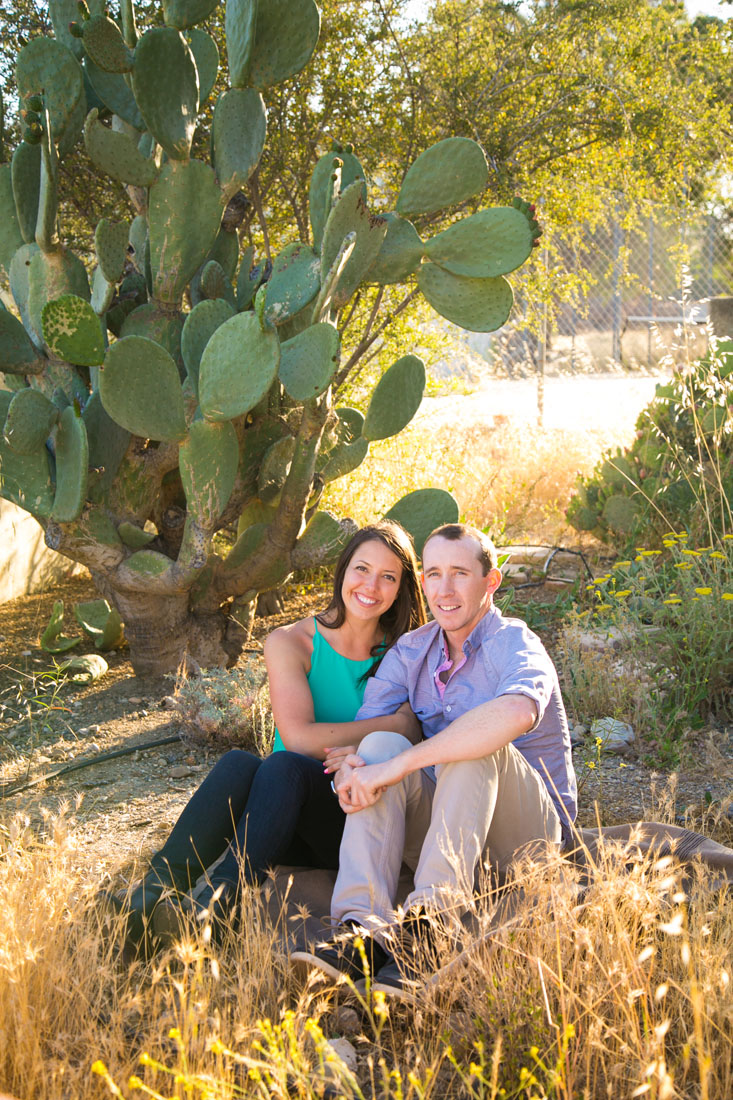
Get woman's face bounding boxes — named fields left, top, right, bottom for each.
left=341, top=538, right=404, bottom=623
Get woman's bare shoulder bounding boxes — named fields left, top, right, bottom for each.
left=264, top=616, right=316, bottom=661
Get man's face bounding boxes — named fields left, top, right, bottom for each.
left=421, top=535, right=502, bottom=641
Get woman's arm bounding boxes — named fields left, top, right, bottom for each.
left=264, top=624, right=419, bottom=760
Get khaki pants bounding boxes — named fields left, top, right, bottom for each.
left=331, top=730, right=561, bottom=927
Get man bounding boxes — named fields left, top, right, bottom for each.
left=291, top=523, right=577, bottom=997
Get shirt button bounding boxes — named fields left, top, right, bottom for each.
left=446, top=705, right=452, bottom=713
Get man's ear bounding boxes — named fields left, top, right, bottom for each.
left=420, top=571, right=427, bottom=593
left=486, top=566, right=502, bottom=596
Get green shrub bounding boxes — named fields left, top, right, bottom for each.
left=567, top=340, right=733, bottom=548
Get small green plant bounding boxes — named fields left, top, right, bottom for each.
left=567, top=339, right=733, bottom=548
left=168, top=660, right=270, bottom=749
left=582, top=533, right=733, bottom=759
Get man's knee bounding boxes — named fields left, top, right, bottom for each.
left=357, top=730, right=412, bottom=766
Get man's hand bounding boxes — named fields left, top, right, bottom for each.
left=338, top=754, right=406, bottom=813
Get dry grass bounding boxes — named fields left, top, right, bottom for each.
left=323, top=416, right=629, bottom=545
left=1, top=804, right=731, bottom=1099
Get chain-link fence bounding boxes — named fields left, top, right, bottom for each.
left=463, top=204, right=733, bottom=379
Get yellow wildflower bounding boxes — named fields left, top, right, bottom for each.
left=616, top=590, right=631, bottom=598
left=640, top=550, right=661, bottom=556
left=128, top=1077, right=143, bottom=1090
left=663, top=539, right=676, bottom=548
left=710, top=551, right=725, bottom=559
left=682, top=548, right=701, bottom=556
left=722, top=593, right=733, bottom=601
left=596, top=604, right=612, bottom=612
left=664, top=597, right=682, bottom=605
left=674, top=562, right=693, bottom=569
left=91, top=1062, right=108, bottom=1077
left=724, top=533, right=733, bottom=540
left=694, top=587, right=712, bottom=595
left=613, top=560, right=632, bottom=569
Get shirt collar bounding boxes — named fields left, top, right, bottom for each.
left=434, top=604, right=501, bottom=665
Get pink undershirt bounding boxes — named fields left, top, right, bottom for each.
left=434, top=634, right=467, bottom=698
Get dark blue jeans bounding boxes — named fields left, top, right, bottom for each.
left=149, top=750, right=345, bottom=893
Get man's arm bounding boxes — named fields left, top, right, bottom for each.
left=336, top=693, right=537, bottom=812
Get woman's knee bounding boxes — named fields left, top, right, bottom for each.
left=209, top=748, right=261, bottom=786
left=357, top=730, right=412, bottom=765
left=257, top=749, right=319, bottom=788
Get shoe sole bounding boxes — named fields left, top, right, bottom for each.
left=289, top=949, right=358, bottom=984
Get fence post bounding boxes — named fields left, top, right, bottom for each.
left=612, top=212, right=623, bottom=364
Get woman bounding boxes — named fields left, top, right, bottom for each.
left=113, top=520, right=426, bottom=953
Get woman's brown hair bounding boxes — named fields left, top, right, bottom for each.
left=316, top=520, right=427, bottom=672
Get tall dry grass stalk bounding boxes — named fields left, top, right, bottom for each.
left=1, top=804, right=731, bottom=1099
left=324, top=417, right=630, bottom=544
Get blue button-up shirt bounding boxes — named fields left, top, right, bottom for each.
left=356, top=606, right=577, bottom=838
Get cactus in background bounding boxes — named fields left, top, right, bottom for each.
left=0, top=0, right=539, bottom=676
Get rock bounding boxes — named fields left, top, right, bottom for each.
left=331, top=1005, right=361, bottom=1036
left=89, top=724, right=101, bottom=734
left=49, top=746, right=67, bottom=760
left=322, top=1037, right=358, bottom=1073
left=591, top=718, right=635, bottom=755
left=161, top=696, right=178, bottom=710
left=21, top=649, right=32, bottom=656
left=89, top=742, right=101, bottom=754
left=129, top=696, right=143, bottom=704
left=184, top=755, right=196, bottom=766
left=578, top=627, right=625, bottom=652
left=170, top=765, right=194, bottom=779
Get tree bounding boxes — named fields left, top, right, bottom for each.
left=0, top=0, right=541, bottom=675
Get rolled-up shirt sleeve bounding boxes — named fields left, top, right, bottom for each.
left=356, top=647, right=410, bottom=720
left=490, top=632, right=556, bottom=731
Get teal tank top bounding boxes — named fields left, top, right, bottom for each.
left=271, top=619, right=375, bottom=753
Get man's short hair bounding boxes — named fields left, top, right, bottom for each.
left=424, top=523, right=498, bottom=575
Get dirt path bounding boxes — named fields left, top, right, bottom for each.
left=0, top=572, right=731, bottom=890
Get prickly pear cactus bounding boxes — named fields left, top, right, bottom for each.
left=0, top=0, right=539, bottom=676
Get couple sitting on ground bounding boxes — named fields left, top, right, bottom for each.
left=113, top=519, right=576, bottom=999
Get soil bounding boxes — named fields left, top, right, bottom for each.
left=0, top=572, right=731, bottom=886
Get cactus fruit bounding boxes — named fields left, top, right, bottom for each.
left=396, top=137, right=489, bottom=217
left=0, top=0, right=537, bottom=675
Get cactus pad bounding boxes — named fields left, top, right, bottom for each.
left=294, top=510, right=348, bottom=565
left=94, top=218, right=129, bottom=285
left=124, top=550, right=172, bottom=577
left=28, top=247, right=91, bottom=349
left=179, top=418, right=239, bottom=527
left=82, top=16, right=134, bottom=73
left=4, top=388, right=59, bottom=454
left=248, top=0, right=320, bottom=89
left=385, top=488, right=459, bottom=556
left=198, top=312, right=280, bottom=422
left=363, top=354, right=425, bottom=442
left=84, top=110, right=159, bottom=189
left=321, top=181, right=387, bottom=309
left=181, top=298, right=235, bottom=395
left=278, top=322, right=340, bottom=402
left=0, top=420, right=54, bottom=517
left=309, top=148, right=366, bottom=250
left=222, top=521, right=268, bottom=572
left=417, top=264, right=513, bottom=332
left=367, top=213, right=423, bottom=285
left=200, top=260, right=236, bottom=307
left=82, top=390, right=131, bottom=499
left=74, top=598, right=125, bottom=650
left=148, top=159, right=223, bottom=306
left=225, top=0, right=257, bottom=87
left=41, top=600, right=81, bottom=653
left=51, top=403, right=89, bottom=522
left=396, top=137, right=489, bottom=217
left=0, top=309, right=45, bottom=375
left=16, top=38, right=85, bottom=155
left=188, top=28, right=220, bottom=105
left=163, top=0, right=219, bottom=30
left=118, top=521, right=156, bottom=549
left=602, top=494, right=641, bottom=535
left=100, top=335, right=187, bottom=442
left=265, top=243, right=320, bottom=327
left=119, top=304, right=185, bottom=371
left=212, top=88, right=267, bottom=200
left=425, top=207, right=534, bottom=278
left=91, top=265, right=115, bottom=315
left=320, top=436, right=368, bottom=483
left=257, top=435, right=295, bottom=503
left=42, top=295, right=105, bottom=366
left=11, top=142, right=42, bottom=245
left=132, top=28, right=199, bottom=161
left=0, top=165, right=24, bottom=276
left=85, top=59, right=146, bottom=130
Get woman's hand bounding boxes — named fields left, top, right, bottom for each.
left=322, top=744, right=358, bottom=774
